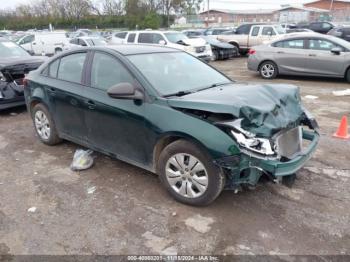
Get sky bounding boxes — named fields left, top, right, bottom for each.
left=0, top=0, right=314, bottom=11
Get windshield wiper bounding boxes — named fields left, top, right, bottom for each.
left=163, top=90, right=192, bottom=98
left=196, top=82, right=232, bottom=92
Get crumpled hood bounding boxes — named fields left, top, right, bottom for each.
left=167, top=83, right=304, bottom=137
left=0, top=56, right=46, bottom=74
left=182, top=38, right=207, bottom=47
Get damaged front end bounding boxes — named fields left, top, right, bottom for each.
left=214, top=110, right=319, bottom=191
left=168, top=83, right=320, bottom=191
left=0, top=61, right=43, bottom=110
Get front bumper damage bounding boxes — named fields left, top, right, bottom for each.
left=214, top=129, right=319, bottom=190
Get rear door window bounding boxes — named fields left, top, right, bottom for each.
left=262, top=27, right=276, bottom=36
left=90, top=52, right=134, bottom=91
left=57, top=52, right=87, bottom=83
left=308, top=39, right=340, bottom=51
left=138, top=33, right=165, bottom=44
left=274, top=39, right=305, bottom=49
left=127, top=33, right=136, bottom=43
left=251, top=26, right=260, bottom=36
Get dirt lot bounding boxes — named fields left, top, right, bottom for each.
left=0, top=57, right=349, bottom=256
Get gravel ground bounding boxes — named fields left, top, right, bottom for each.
left=0, top=57, right=349, bottom=256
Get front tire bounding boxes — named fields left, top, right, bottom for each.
left=32, top=104, right=62, bottom=145
left=259, top=61, right=278, bottom=79
left=345, top=68, right=350, bottom=83
left=157, top=140, right=225, bottom=206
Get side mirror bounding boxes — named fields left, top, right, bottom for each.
left=331, top=47, right=342, bottom=55
left=107, top=82, right=144, bottom=100
left=27, top=50, right=35, bottom=56
left=158, top=40, right=166, bottom=45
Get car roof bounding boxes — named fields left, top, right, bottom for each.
left=78, top=36, right=102, bottom=40
left=95, top=44, right=180, bottom=55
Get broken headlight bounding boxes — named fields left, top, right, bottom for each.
left=230, top=130, right=275, bottom=156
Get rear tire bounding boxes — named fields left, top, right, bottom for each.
left=157, top=140, right=225, bottom=206
left=32, top=103, right=62, bottom=145
left=259, top=61, right=278, bottom=79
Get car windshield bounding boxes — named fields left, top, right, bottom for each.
left=127, top=52, right=231, bottom=96
left=164, top=33, right=188, bottom=43
left=0, top=41, right=29, bottom=58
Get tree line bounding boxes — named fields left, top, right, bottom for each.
left=0, top=0, right=203, bottom=31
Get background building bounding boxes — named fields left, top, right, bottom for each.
left=304, top=0, right=350, bottom=21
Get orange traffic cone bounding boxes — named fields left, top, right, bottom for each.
left=333, top=116, right=350, bottom=139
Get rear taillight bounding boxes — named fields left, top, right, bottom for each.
left=248, top=49, right=256, bottom=55
left=23, top=78, right=28, bottom=88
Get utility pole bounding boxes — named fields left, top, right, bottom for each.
left=207, top=0, right=210, bottom=27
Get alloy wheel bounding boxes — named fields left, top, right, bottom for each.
left=165, top=153, right=209, bottom=198
left=34, top=110, right=51, bottom=140
left=261, top=63, right=275, bottom=78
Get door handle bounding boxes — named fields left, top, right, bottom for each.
left=277, top=51, right=285, bottom=54
left=86, top=100, right=96, bottom=110
left=309, top=54, right=317, bottom=57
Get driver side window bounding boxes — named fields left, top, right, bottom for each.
left=90, top=52, right=134, bottom=91
left=309, top=39, right=341, bottom=51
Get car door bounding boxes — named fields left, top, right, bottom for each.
left=305, top=38, right=345, bottom=76
left=248, top=26, right=260, bottom=47
left=272, top=38, right=308, bottom=74
left=260, top=26, right=277, bottom=44
left=45, top=52, right=89, bottom=142
left=83, top=51, right=148, bottom=164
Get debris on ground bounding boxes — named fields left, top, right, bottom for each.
left=87, top=186, right=96, bottom=194
left=27, top=207, right=37, bottom=213
left=172, top=212, right=177, bottom=217
left=333, top=89, right=350, bottom=96
left=304, top=95, right=318, bottom=100
left=70, top=149, right=94, bottom=171
left=9, top=112, right=18, bottom=116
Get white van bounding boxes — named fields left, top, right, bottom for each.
left=17, top=32, right=69, bottom=56
left=116, top=31, right=213, bottom=61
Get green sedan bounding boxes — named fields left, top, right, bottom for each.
left=24, top=45, right=319, bottom=206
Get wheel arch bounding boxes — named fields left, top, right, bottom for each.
left=344, top=64, right=350, bottom=78
left=258, top=59, right=279, bottom=72
left=152, top=132, right=212, bottom=173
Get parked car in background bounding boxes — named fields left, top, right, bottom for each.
left=109, top=31, right=128, bottom=44
left=17, top=32, right=69, bottom=56
left=234, top=23, right=267, bottom=35
left=122, top=31, right=212, bottom=61
left=248, top=33, right=350, bottom=81
left=202, top=27, right=235, bottom=36
left=0, top=38, right=45, bottom=110
left=307, top=22, right=336, bottom=34
left=328, top=25, right=350, bottom=42
left=218, top=24, right=285, bottom=55
left=68, top=36, right=107, bottom=47
left=182, top=31, right=238, bottom=60
left=182, top=29, right=205, bottom=38
left=286, top=28, right=313, bottom=34
left=201, top=36, right=238, bottom=60
left=24, top=45, right=319, bottom=205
